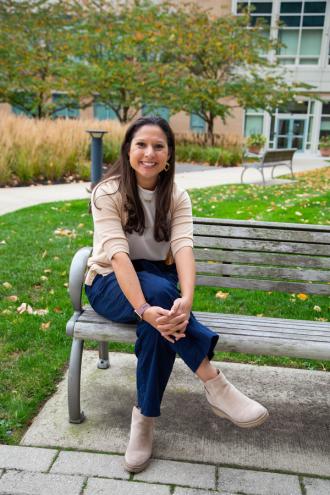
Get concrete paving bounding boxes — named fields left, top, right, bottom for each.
left=0, top=155, right=329, bottom=216
left=14, top=351, right=330, bottom=495
left=2, top=155, right=330, bottom=494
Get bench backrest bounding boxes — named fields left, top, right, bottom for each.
left=193, top=217, right=330, bottom=295
left=262, top=149, right=296, bottom=163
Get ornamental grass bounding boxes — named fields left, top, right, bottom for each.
left=0, top=114, right=126, bottom=186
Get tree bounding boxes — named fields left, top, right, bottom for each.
left=0, top=0, right=80, bottom=118
left=157, top=4, right=312, bottom=144
left=67, top=0, right=175, bottom=123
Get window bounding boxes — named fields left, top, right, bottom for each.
left=142, top=105, right=170, bottom=121
left=52, top=93, right=79, bottom=119
left=244, top=109, right=264, bottom=136
left=319, top=102, right=330, bottom=139
left=237, top=1, right=273, bottom=27
left=190, top=113, right=206, bottom=133
left=11, top=106, right=32, bottom=117
left=93, top=103, right=117, bottom=121
left=278, top=1, right=326, bottom=65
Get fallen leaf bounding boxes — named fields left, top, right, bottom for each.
left=256, top=314, right=264, bottom=317
left=49, top=289, right=55, bottom=295
left=295, top=212, right=302, bottom=216
left=297, top=293, right=308, bottom=301
left=42, top=250, right=47, bottom=259
left=2, top=309, right=12, bottom=315
left=53, top=306, right=62, bottom=313
left=0, top=240, right=6, bottom=244
left=40, top=275, right=48, bottom=281
left=54, top=228, right=76, bottom=238
left=34, top=308, right=49, bottom=316
left=5, top=295, right=18, bottom=302
left=53, top=256, right=60, bottom=261
left=77, top=223, right=84, bottom=228
left=3, top=282, right=12, bottom=289
left=215, top=290, right=229, bottom=300
left=313, top=305, right=321, bottom=312
left=40, top=321, right=51, bottom=331
left=314, top=317, right=328, bottom=322
left=17, top=303, right=33, bottom=314
left=44, top=269, right=52, bottom=274
left=63, top=282, right=69, bottom=288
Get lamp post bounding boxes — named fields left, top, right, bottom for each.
left=86, top=129, right=108, bottom=187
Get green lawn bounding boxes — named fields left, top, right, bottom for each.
left=0, top=167, right=329, bottom=444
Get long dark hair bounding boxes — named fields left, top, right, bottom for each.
left=93, top=116, right=176, bottom=242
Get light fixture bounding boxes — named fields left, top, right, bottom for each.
left=86, top=130, right=108, bottom=139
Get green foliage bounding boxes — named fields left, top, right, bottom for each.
left=176, top=144, right=243, bottom=166
left=246, top=133, right=267, bottom=147
left=102, top=140, right=121, bottom=165
left=319, top=135, right=330, bottom=148
left=0, top=0, right=311, bottom=141
left=0, top=0, right=80, bottom=118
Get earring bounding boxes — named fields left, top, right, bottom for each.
left=164, top=162, right=170, bottom=172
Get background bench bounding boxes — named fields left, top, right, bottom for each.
left=241, top=148, right=296, bottom=184
left=66, top=217, right=330, bottom=424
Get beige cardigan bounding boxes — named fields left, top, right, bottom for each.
left=85, top=178, right=194, bottom=285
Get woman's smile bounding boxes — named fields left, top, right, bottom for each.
left=129, top=125, right=170, bottom=189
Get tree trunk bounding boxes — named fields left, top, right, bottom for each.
left=207, top=117, right=215, bottom=146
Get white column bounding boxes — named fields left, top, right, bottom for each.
left=311, top=100, right=323, bottom=154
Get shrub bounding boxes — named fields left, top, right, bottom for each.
left=176, top=143, right=243, bottom=166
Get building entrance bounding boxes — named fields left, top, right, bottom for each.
left=274, top=116, right=308, bottom=151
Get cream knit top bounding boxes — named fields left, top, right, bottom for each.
left=85, top=177, right=194, bottom=285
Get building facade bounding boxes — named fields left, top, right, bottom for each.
left=2, top=0, right=330, bottom=153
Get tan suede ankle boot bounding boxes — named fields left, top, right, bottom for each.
left=204, top=370, right=269, bottom=428
left=124, top=406, right=154, bottom=473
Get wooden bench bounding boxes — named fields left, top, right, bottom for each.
left=241, top=148, right=297, bottom=184
left=66, top=217, right=330, bottom=424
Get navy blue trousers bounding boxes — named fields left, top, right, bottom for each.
left=85, top=260, right=219, bottom=417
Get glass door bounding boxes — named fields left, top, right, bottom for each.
left=275, top=117, right=307, bottom=151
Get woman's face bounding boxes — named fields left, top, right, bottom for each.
left=128, top=125, right=170, bottom=190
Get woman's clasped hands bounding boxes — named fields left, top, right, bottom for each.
left=143, top=297, right=191, bottom=343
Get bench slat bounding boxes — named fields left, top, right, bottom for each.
left=194, top=236, right=330, bottom=256
left=78, top=307, right=330, bottom=337
left=195, top=262, right=330, bottom=283
left=193, top=311, right=330, bottom=330
left=73, top=319, right=330, bottom=360
left=218, top=335, right=330, bottom=360
left=193, top=224, right=330, bottom=244
left=75, top=320, right=330, bottom=342
left=193, top=217, right=330, bottom=232
left=193, top=248, right=330, bottom=269
left=195, top=275, right=330, bottom=294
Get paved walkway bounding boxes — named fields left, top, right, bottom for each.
left=1, top=444, right=329, bottom=495
left=0, top=155, right=328, bottom=216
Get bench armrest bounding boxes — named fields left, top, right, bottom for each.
left=68, top=246, right=92, bottom=312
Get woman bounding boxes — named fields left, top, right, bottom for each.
left=85, top=116, right=268, bottom=473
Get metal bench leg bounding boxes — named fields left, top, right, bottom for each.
left=261, top=168, right=266, bottom=185
left=240, top=167, right=247, bottom=184
left=290, top=163, right=294, bottom=179
left=68, top=338, right=86, bottom=424
left=97, top=341, right=110, bottom=369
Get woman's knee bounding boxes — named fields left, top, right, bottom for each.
left=139, top=275, right=178, bottom=307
